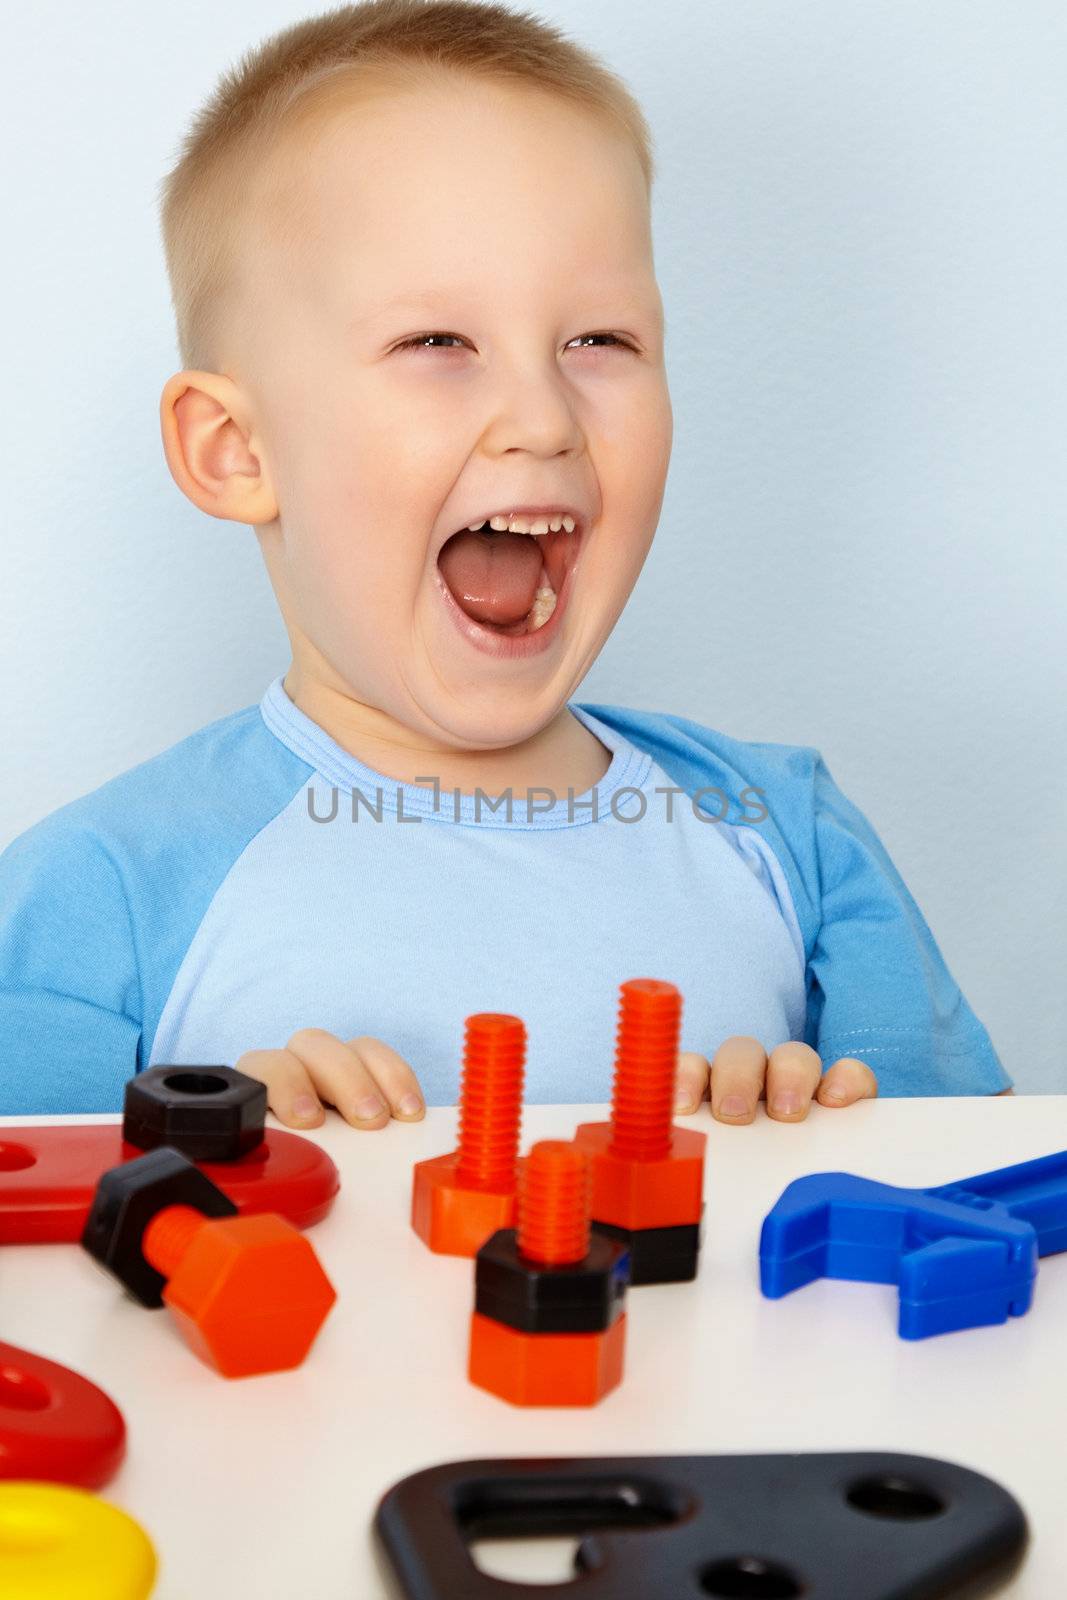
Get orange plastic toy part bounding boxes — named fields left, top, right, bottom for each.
left=574, top=978, right=706, bottom=1230
left=468, top=1310, right=627, bottom=1407
left=468, top=1141, right=627, bottom=1407
left=0, top=1125, right=340, bottom=1244
left=516, top=1140, right=590, bottom=1265
left=411, top=1014, right=526, bottom=1257
left=141, top=1205, right=337, bottom=1378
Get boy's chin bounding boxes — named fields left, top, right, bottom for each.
left=424, top=682, right=572, bottom=746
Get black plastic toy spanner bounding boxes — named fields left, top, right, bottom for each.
left=374, top=1450, right=1027, bottom=1598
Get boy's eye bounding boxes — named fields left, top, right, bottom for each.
left=572, top=328, right=639, bottom=350
left=568, top=332, right=637, bottom=352
left=392, top=331, right=637, bottom=352
left=394, top=332, right=467, bottom=350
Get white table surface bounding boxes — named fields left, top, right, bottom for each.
left=1, top=1097, right=1063, bottom=1598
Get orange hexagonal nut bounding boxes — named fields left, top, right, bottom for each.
left=411, top=1152, right=519, bottom=1258
left=572, top=1121, right=706, bottom=1231
left=468, top=1310, right=626, bottom=1406
left=145, top=1208, right=337, bottom=1378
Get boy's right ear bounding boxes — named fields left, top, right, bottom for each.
left=159, top=370, right=279, bottom=527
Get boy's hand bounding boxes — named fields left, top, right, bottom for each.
left=235, top=1029, right=425, bottom=1130
left=674, top=1036, right=877, bottom=1123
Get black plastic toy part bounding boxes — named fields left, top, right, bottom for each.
left=475, top=1227, right=629, bottom=1334
left=374, top=1451, right=1028, bottom=1600
left=123, top=1064, right=267, bottom=1161
left=592, top=1217, right=701, bottom=1285
left=80, top=1145, right=238, bottom=1307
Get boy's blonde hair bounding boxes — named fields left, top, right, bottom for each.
left=158, top=0, right=656, bottom=374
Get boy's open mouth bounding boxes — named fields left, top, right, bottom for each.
left=436, top=519, right=583, bottom=637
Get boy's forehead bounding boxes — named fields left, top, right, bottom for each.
left=246, top=76, right=654, bottom=321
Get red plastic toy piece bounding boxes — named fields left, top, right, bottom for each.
left=141, top=1204, right=338, bottom=1378
left=573, top=978, right=706, bottom=1284
left=411, top=1014, right=526, bottom=1257
left=468, top=1140, right=628, bottom=1407
left=0, top=1341, right=126, bottom=1489
left=0, top=1125, right=339, bottom=1244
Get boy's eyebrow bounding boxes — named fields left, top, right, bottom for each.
left=360, top=290, right=460, bottom=319
left=354, top=286, right=659, bottom=325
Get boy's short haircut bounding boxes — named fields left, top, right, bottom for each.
left=157, top=0, right=657, bottom=375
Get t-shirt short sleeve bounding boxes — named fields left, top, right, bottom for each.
left=805, top=753, right=1012, bottom=1096
left=0, top=816, right=142, bottom=1112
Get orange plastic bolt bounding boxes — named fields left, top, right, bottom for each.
left=609, top=978, right=678, bottom=1162
left=141, top=1204, right=337, bottom=1378
left=469, top=1140, right=627, bottom=1407
left=574, top=978, right=706, bottom=1233
left=455, top=1016, right=526, bottom=1191
left=517, top=1139, right=590, bottom=1266
left=411, top=1014, right=526, bottom=1256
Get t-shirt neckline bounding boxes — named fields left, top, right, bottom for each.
left=258, top=675, right=651, bottom=830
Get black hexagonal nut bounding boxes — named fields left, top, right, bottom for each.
left=80, top=1146, right=238, bottom=1308
left=474, top=1228, right=630, bottom=1335
left=592, top=1217, right=703, bottom=1286
left=123, top=1065, right=267, bottom=1161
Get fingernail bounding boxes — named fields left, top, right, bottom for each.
left=821, top=1086, right=846, bottom=1104
left=720, top=1095, right=749, bottom=1117
left=292, top=1094, right=320, bottom=1120
left=397, top=1093, right=423, bottom=1117
left=354, top=1094, right=386, bottom=1121
left=772, top=1092, right=801, bottom=1116
left=675, top=1092, right=694, bottom=1112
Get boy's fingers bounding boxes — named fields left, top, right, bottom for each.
left=286, top=1028, right=392, bottom=1129
left=234, top=1047, right=325, bottom=1129
left=674, top=1052, right=710, bottom=1113
left=709, top=1035, right=767, bottom=1123
left=764, top=1041, right=823, bottom=1121
left=815, top=1057, right=879, bottom=1106
left=345, top=1035, right=425, bottom=1120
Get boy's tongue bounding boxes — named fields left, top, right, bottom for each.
left=437, top=528, right=545, bottom=627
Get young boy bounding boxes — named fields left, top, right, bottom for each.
left=0, top=0, right=1012, bottom=1127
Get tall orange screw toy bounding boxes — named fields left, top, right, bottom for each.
left=574, top=978, right=706, bottom=1284
left=469, top=1139, right=629, bottom=1406
left=411, top=1013, right=526, bottom=1256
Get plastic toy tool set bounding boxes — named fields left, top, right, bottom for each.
left=0, top=978, right=1054, bottom=1595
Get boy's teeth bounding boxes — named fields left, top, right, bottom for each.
left=464, top=514, right=576, bottom=535
left=527, top=580, right=558, bottom=631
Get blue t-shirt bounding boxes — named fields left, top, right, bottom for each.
left=0, top=677, right=1011, bottom=1112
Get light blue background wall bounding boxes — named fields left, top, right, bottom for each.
left=1, top=1, right=1063, bottom=1090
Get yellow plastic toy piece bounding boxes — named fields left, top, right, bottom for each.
left=0, top=1481, right=157, bottom=1599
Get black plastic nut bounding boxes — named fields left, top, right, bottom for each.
left=81, top=1146, right=238, bottom=1307
left=474, top=1227, right=630, bottom=1335
left=123, top=1065, right=267, bottom=1161
left=592, top=1217, right=703, bottom=1286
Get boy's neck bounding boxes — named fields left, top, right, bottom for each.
left=282, top=671, right=613, bottom=799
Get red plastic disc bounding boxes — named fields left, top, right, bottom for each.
left=0, top=1341, right=126, bottom=1489
left=0, top=1126, right=340, bottom=1244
